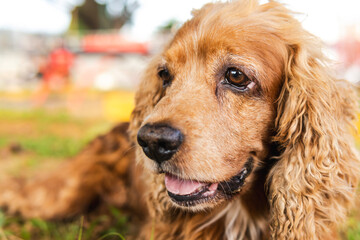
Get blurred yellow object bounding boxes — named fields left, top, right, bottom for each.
left=103, top=91, right=135, bottom=122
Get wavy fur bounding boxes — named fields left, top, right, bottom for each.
left=268, top=16, right=359, bottom=240
left=0, top=1, right=358, bottom=239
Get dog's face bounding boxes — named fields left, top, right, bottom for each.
left=134, top=2, right=290, bottom=211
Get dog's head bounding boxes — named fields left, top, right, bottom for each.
left=129, top=0, right=359, bottom=218
left=131, top=0, right=287, bottom=210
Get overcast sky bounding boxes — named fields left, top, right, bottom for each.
left=0, top=0, right=359, bottom=43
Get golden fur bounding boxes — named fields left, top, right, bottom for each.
left=0, top=1, right=359, bottom=239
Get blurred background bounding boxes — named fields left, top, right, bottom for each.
left=0, top=0, right=359, bottom=239
left=0, top=0, right=359, bottom=121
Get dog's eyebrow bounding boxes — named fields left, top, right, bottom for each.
left=157, top=58, right=168, bottom=69
left=227, top=55, right=262, bottom=81
left=157, top=65, right=166, bottom=71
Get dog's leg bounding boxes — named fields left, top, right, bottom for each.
left=0, top=123, right=145, bottom=220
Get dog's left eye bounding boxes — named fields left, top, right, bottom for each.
left=158, top=68, right=172, bottom=87
left=224, top=68, right=253, bottom=91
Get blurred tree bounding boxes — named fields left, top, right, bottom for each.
left=158, top=19, right=179, bottom=34
left=69, top=0, right=139, bottom=31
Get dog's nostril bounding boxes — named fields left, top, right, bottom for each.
left=137, top=136, right=148, bottom=148
left=158, top=146, right=168, bottom=155
left=137, top=124, right=183, bottom=164
left=158, top=140, right=177, bottom=151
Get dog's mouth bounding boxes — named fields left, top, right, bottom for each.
left=164, top=159, right=253, bottom=207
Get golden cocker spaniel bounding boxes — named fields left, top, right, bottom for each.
left=1, top=1, right=359, bottom=239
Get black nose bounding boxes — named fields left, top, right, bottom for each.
left=137, top=123, right=183, bottom=164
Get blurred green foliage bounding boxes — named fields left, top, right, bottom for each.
left=0, top=109, right=111, bottom=158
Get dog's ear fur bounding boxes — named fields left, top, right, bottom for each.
left=268, top=17, right=360, bottom=239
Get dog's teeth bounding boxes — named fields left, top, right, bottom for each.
left=209, top=183, right=218, bottom=191
left=203, top=189, right=216, bottom=197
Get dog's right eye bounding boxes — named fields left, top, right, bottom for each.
left=224, top=68, right=254, bottom=92
left=158, top=68, right=172, bottom=87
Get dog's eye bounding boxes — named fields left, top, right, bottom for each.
left=158, top=68, right=172, bottom=87
left=224, top=68, right=253, bottom=91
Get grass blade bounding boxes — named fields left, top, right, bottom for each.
left=97, top=232, right=126, bottom=240
left=78, top=216, right=84, bottom=240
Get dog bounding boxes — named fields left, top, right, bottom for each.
left=0, top=0, right=359, bottom=239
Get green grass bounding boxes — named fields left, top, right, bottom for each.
left=0, top=109, right=112, bottom=158
left=0, top=209, right=127, bottom=240
left=0, top=109, right=73, bottom=123
left=346, top=219, right=360, bottom=240
left=10, top=135, right=87, bottom=158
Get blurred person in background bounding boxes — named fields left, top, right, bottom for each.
left=33, top=41, right=75, bottom=105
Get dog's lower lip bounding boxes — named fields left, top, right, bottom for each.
left=217, top=167, right=249, bottom=194
left=164, top=173, right=218, bottom=196
left=164, top=171, right=247, bottom=206
left=164, top=173, right=219, bottom=205
left=167, top=184, right=218, bottom=205
left=164, top=157, right=254, bottom=206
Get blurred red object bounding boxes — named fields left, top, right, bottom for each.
left=82, top=34, right=149, bottom=55
left=43, top=47, right=75, bottom=85
left=335, top=34, right=360, bottom=67
left=33, top=47, right=75, bottom=106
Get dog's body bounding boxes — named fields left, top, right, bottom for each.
left=0, top=1, right=359, bottom=239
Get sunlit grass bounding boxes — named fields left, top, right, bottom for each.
left=0, top=208, right=127, bottom=240
left=345, top=217, right=360, bottom=240
left=0, top=109, right=73, bottom=123
left=0, top=109, right=112, bottom=158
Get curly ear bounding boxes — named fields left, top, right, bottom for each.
left=268, top=36, right=360, bottom=238
left=129, top=56, right=163, bottom=142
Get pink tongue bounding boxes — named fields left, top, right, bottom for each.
left=165, top=174, right=207, bottom=195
